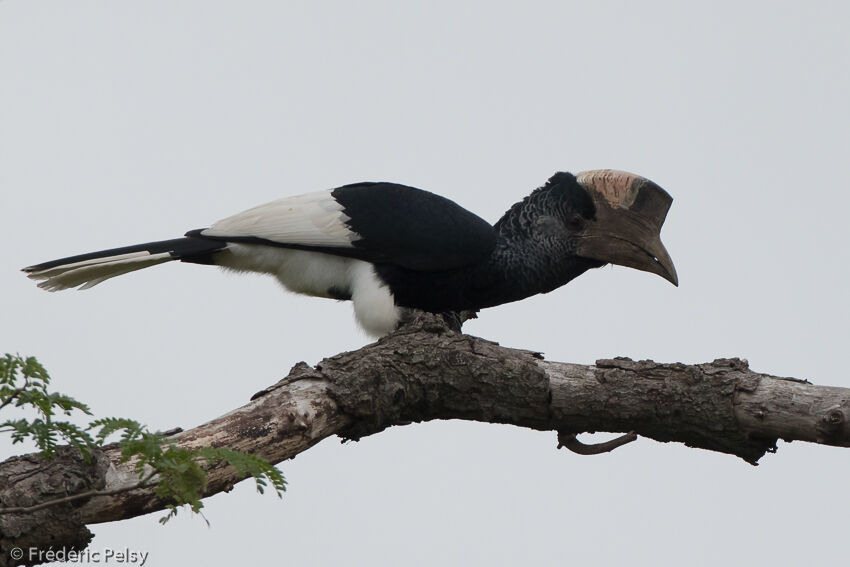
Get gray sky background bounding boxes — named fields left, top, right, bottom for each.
left=2, top=2, right=849, bottom=566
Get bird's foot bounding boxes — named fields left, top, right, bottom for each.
left=439, top=310, right=478, bottom=332
left=394, top=309, right=478, bottom=334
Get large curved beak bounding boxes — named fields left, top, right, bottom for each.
left=575, top=170, right=678, bottom=286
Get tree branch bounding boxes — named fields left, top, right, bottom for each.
left=0, top=471, right=156, bottom=516
left=557, top=431, right=638, bottom=454
left=2, top=314, right=849, bottom=565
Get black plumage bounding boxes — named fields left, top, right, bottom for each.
left=374, top=173, right=603, bottom=312
left=23, top=170, right=677, bottom=336
left=331, top=182, right=497, bottom=271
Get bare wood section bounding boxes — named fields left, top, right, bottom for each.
left=2, top=315, right=849, bottom=565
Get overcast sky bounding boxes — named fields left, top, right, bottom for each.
left=2, top=2, right=849, bottom=566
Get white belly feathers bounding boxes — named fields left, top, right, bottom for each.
left=218, top=243, right=401, bottom=336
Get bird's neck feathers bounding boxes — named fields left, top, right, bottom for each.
left=493, top=172, right=589, bottom=239
left=464, top=173, right=602, bottom=307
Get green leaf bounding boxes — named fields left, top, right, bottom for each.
left=2, top=353, right=287, bottom=523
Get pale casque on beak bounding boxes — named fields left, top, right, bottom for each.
left=574, top=169, right=678, bottom=286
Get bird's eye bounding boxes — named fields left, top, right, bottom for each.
left=564, top=213, right=585, bottom=231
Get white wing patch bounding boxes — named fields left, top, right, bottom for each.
left=201, top=190, right=356, bottom=248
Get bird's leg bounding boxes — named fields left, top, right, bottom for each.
left=393, top=309, right=478, bottom=334
left=439, top=310, right=478, bottom=332
left=557, top=431, right=638, bottom=455
left=393, top=308, right=440, bottom=333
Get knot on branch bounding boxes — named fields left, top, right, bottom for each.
left=0, top=447, right=107, bottom=560
left=816, top=406, right=849, bottom=444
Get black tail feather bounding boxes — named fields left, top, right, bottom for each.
left=24, top=235, right=225, bottom=273
left=23, top=234, right=228, bottom=292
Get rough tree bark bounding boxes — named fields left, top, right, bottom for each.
left=2, top=314, right=849, bottom=566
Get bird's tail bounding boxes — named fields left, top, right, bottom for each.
left=23, top=235, right=227, bottom=292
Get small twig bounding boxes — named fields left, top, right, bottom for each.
left=160, top=427, right=184, bottom=436
left=0, top=384, right=29, bottom=412
left=0, top=471, right=157, bottom=515
left=557, top=431, right=638, bottom=455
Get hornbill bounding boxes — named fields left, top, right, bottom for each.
left=23, top=170, right=677, bottom=336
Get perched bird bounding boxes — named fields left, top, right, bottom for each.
left=23, top=170, right=677, bottom=336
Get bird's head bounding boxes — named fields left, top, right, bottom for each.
left=561, top=169, right=678, bottom=286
